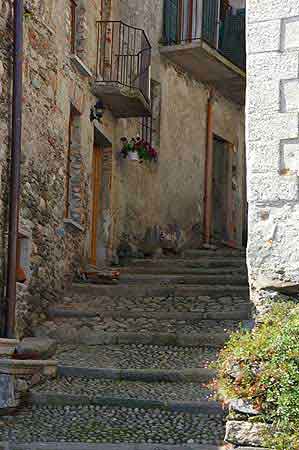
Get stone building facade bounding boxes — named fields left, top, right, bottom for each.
left=0, top=0, right=246, bottom=337
left=247, top=0, right=299, bottom=312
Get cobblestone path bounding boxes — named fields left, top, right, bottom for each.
left=0, top=248, right=251, bottom=448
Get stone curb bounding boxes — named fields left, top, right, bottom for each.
left=58, top=366, right=217, bottom=382
left=0, top=443, right=227, bottom=450
left=28, top=392, right=225, bottom=415
left=120, top=266, right=247, bottom=275
left=71, top=283, right=249, bottom=298
left=49, top=307, right=251, bottom=321
left=46, top=331, right=229, bottom=347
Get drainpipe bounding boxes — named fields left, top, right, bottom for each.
left=5, top=0, right=24, bottom=338
left=203, top=88, right=215, bottom=245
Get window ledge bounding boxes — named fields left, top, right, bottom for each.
left=70, top=54, right=93, bottom=77
left=64, top=219, right=84, bottom=232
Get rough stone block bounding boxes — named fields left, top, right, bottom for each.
left=247, top=140, right=280, bottom=173
left=0, top=374, right=18, bottom=409
left=16, top=337, right=57, bottom=359
left=247, top=203, right=299, bottom=286
left=247, top=20, right=281, bottom=54
left=247, top=111, right=299, bottom=143
left=282, top=16, right=299, bottom=51
left=225, top=420, right=272, bottom=446
left=248, top=0, right=299, bottom=23
left=281, top=139, right=299, bottom=174
left=248, top=173, right=298, bottom=203
left=281, top=79, right=299, bottom=112
left=247, top=79, right=280, bottom=113
left=247, top=52, right=299, bottom=83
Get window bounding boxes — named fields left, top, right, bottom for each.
left=140, top=80, right=161, bottom=148
left=70, top=0, right=77, bottom=54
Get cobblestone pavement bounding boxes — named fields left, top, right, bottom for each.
left=32, top=378, right=214, bottom=402
left=61, top=295, right=249, bottom=314
left=49, top=317, right=243, bottom=335
left=0, top=406, right=225, bottom=445
left=55, top=344, right=218, bottom=369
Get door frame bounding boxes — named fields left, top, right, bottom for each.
left=90, top=144, right=102, bottom=266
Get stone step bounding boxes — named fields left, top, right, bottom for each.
left=36, top=326, right=231, bottom=347
left=70, top=283, right=249, bottom=298
left=49, top=306, right=251, bottom=321
left=62, top=292, right=250, bottom=316
left=183, top=248, right=245, bottom=256
left=58, top=366, right=216, bottom=383
left=29, top=375, right=222, bottom=414
left=54, top=344, right=219, bottom=371
left=0, top=444, right=228, bottom=450
left=29, top=393, right=222, bottom=415
left=0, top=405, right=225, bottom=445
left=119, top=273, right=248, bottom=286
left=129, top=257, right=246, bottom=268
left=120, top=265, right=247, bottom=275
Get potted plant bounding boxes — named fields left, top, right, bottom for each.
left=120, top=135, right=158, bottom=163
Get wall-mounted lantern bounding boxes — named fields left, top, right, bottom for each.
left=90, top=100, right=105, bottom=123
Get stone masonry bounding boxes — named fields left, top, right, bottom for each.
left=247, top=0, right=299, bottom=312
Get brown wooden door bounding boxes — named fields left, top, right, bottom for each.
left=90, top=145, right=102, bottom=266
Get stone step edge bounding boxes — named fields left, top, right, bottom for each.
left=43, top=331, right=229, bottom=347
left=49, top=307, right=251, bottom=321
left=58, top=366, right=216, bottom=382
left=120, top=266, right=247, bottom=274
left=28, top=392, right=225, bottom=415
left=0, top=443, right=228, bottom=450
left=70, top=284, right=249, bottom=297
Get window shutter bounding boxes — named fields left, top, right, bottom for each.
left=164, top=0, right=179, bottom=44
left=202, top=0, right=219, bottom=46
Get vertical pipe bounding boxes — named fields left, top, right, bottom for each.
left=6, top=0, right=24, bottom=338
left=203, top=88, right=214, bottom=245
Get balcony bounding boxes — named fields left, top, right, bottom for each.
left=92, top=21, right=152, bottom=118
left=160, top=0, right=246, bottom=105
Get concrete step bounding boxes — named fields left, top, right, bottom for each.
left=70, top=283, right=249, bottom=298
left=49, top=306, right=251, bottom=321
left=119, top=273, right=248, bottom=286
left=0, top=444, right=228, bottom=450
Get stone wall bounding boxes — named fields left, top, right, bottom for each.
left=0, top=0, right=107, bottom=336
left=247, top=0, right=299, bottom=313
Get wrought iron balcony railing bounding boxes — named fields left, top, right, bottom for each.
left=163, top=0, right=245, bottom=70
left=96, top=21, right=152, bottom=103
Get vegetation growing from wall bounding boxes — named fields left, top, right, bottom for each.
left=215, top=301, right=299, bottom=450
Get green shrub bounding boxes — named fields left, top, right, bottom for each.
left=215, top=302, right=299, bottom=450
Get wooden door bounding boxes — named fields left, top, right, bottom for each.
left=90, top=145, right=102, bottom=266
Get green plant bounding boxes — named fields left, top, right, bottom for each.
left=215, top=301, right=299, bottom=450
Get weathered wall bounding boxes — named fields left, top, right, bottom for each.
left=0, top=0, right=108, bottom=336
left=247, top=0, right=299, bottom=311
left=110, top=0, right=246, bottom=251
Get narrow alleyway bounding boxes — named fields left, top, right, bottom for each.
left=1, top=248, right=250, bottom=448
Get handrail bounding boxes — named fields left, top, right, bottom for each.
left=95, top=20, right=151, bottom=102
left=96, top=20, right=152, bottom=49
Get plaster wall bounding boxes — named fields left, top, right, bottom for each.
left=247, top=0, right=299, bottom=307
left=110, top=0, right=245, bottom=250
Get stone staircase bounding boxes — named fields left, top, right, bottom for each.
left=0, top=248, right=253, bottom=448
